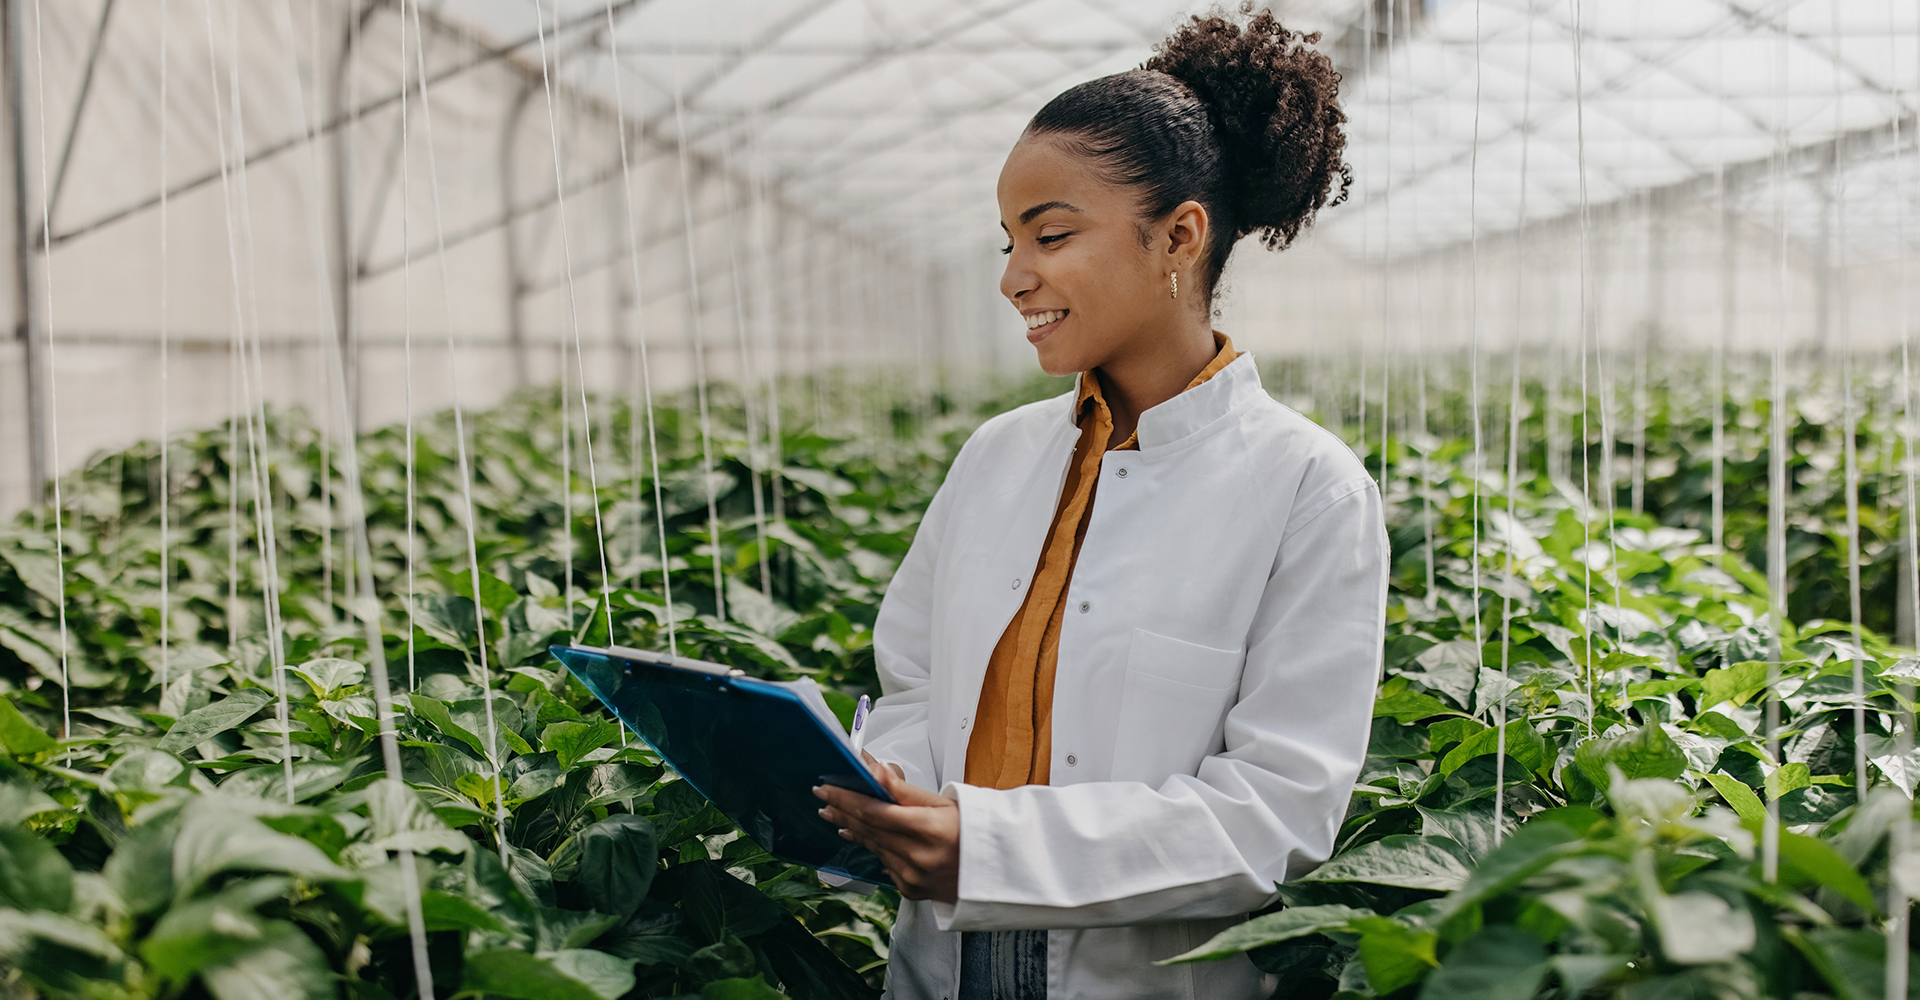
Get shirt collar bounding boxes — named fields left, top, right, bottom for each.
left=1074, top=331, right=1239, bottom=428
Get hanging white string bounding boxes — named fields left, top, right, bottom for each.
left=1714, top=164, right=1730, bottom=593
left=746, top=130, right=785, bottom=533
left=1378, top=0, right=1394, bottom=489
left=214, top=0, right=297, bottom=803
left=25, top=0, right=69, bottom=747
left=1496, top=0, right=1540, bottom=849
left=1890, top=4, right=1918, bottom=986
left=158, top=0, right=171, bottom=701
left=399, top=0, right=419, bottom=692
left=668, top=51, right=729, bottom=624
left=1763, top=12, right=1791, bottom=885
left=1829, top=0, right=1868, bottom=799
left=402, top=0, right=508, bottom=864
left=528, top=0, right=616, bottom=646
left=1570, top=0, right=1596, bottom=737
left=719, top=147, right=772, bottom=598
left=1467, top=0, right=1490, bottom=791
left=601, top=0, right=678, bottom=656
left=266, top=0, right=434, bottom=989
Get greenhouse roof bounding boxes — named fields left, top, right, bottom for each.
left=424, top=0, right=1920, bottom=263
left=1327, top=0, right=1920, bottom=263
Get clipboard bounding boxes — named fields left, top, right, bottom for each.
left=549, top=644, right=895, bottom=887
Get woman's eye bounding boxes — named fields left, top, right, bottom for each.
left=1038, top=233, right=1069, bottom=245
left=1000, top=243, right=1013, bottom=255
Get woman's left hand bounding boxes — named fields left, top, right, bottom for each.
left=814, top=752, right=960, bottom=902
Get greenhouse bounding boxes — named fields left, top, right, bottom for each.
left=2, top=0, right=1919, bottom=997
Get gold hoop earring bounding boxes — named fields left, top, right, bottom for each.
left=1170, top=271, right=1179, bottom=300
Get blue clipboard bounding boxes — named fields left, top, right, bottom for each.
left=549, top=644, right=895, bottom=887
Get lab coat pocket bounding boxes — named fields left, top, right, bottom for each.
left=1110, top=629, right=1245, bottom=784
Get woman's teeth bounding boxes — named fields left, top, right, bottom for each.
left=1026, top=310, right=1067, bottom=330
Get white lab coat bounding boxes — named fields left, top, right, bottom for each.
left=863, top=353, right=1389, bottom=1000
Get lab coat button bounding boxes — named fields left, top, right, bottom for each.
left=1065, top=754, right=1077, bottom=766
left=959, top=716, right=969, bottom=729
left=1078, top=601, right=1090, bottom=614
left=1011, top=578, right=1022, bottom=590
left=1115, top=467, right=1128, bottom=478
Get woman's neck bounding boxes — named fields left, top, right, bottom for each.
left=1093, top=317, right=1218, bottom=446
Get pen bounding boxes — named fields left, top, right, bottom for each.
left=849, top=694, right=871, bottom=757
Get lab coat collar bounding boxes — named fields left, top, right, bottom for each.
left=1064, top=350, right=1263, bottom=454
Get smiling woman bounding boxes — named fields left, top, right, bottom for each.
left=809, top=7, right=1384, bottom=1000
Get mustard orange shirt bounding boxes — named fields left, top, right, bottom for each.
left=964, top=333, right=1239, bottom=789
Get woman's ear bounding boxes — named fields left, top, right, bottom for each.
left=1166, top=199, right=1209, bottom=271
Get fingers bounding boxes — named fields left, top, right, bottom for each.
left=860, top=750, right=908, bottom=787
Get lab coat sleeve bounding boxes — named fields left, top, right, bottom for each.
left=862, top=441, right=972, bottom=792
left=937, top=477, right=1387, bottom=932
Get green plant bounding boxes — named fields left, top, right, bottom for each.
left=2, top=358, right=1918, bottom=999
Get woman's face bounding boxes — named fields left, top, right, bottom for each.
left=996, top=136, right=1192, bottom=377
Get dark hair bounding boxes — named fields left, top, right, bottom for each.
left=1024, top=4, right=1351, bottom=300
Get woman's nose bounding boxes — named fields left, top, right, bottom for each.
left=1000, top=255, right=1035, bottom=304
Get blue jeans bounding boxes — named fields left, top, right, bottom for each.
left=958, top=930, right=1047, bottom=1000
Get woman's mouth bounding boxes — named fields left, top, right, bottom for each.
left=1025, top=309, right=1068, bottom=343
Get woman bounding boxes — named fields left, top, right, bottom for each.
left=812, top=9, right=1386, bottom=999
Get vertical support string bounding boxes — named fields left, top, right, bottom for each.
left=1763, top=12, right=1791, bottom=884
left=528, top=0, right=617, bottom=646
left=266, top=1, right=434, bottom=989
left=668, top=52, right=728, bottom=624
left=1467, top=0, right=1490, bottom=802
left=402, top=0, right=508, bottom=865
left=601, top=0, right=678, bottom=656
left=1496, top=0, right=1539, bottom=848
left=1829, top=0, right=1867, bottom=799
left=719, top=147, right=772, bottom=599
left=25, top=0, right=69, bottom=746
left=193, top=0, right=291, bottom=797
left=1570, top=0, right=1596, bottom=737
left=158, top=0, right=170, bottom=700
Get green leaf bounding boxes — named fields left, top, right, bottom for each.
left=1417, top=927, right=1550, bottom=1000
left=102, top=820, right=175, bottom=916
left=1355, top=920, right=1438, bottom=993
left=1438, top=720, right=1549, bottom=778
left=701, top=976, right=788, bottom=1000
left=287, top=658, right=364, bottom=698
left=1158, top=904, right=1378, bottom=964
left=1767, top=761, right=1812, bottom=801
left=157, top=689, right=273, bottom=754
left=462, top=948, right=626, bottom=1000
left=1778, top=831, right=1876, bottom=912
left=545, top=949, right=639, bottom=1000
left=407, top=693, right=476, bottom=749
left=0, top=824, right=73, bottom=912
left=1702, top=771, right=1766, bottom=828
left=1374, top=687, right=1461, bottom=724
left=0, top=547, right=61, bottom=604
left=1701, top=660, right=1771, bottom=709
left=140, top=876, right=293, bottom=980
left=1627, top=678, right=1699, bottom=698
left=1574, top=724, right=1688, bottom=786
left=442, top=567, right=522, bottom=617
left=0, top=697, right=55, bottom=757
left=1301, top=835, right=1472, bottom=891
left=573, top=814, right=658, bottom=921
left=199, top=928, right=335, bottom=1000
left=1789, top=927, right=1920, bottom=1000
left=542, top=719, right=622, bottom=770
left=0, top=908, right=125, bottom=991
left=171, top=798, right=353, bottom=899
left=1433, top=820, right=1584, bottom=921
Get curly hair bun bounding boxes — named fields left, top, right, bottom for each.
left=1144, top=4, right=1351, bottom=251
